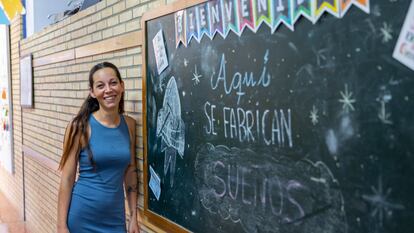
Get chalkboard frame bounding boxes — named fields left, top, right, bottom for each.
left=141, top=0, right=207, bottom=232
left=142, top=1, right=414, bottom=232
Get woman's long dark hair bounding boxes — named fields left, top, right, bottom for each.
left=59, top=62, right=125, bottom=170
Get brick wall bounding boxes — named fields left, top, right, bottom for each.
left=0, top=0, right=169, bottom=232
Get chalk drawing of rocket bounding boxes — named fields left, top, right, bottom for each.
left=156, top=76, right=185, bottom=187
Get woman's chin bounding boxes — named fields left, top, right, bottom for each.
left=99, top=102, right=119, bottom=111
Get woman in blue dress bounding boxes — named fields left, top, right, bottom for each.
left=57, top=62, right=139, bottom=233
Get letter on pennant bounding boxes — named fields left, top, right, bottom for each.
left=209, top=0, right=225, bottom=38
left=272, top=0, right=294, bottom=32
left=186, top=6, right=199, bottom=44
left=222, top=0, right=240, bottom=37
left=254, top=0, right=272, bottom=28
left=175, top=10, right=187, bottom=47
left=238, top=0, right=256, bottom=33
left=197, top=3, right=211, bottom=39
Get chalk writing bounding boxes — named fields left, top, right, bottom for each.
left=195, top=144, right=347, bottom=233
left=210, top=51, right=271, bottom=104
left=204, top=101, right=293, bottom=147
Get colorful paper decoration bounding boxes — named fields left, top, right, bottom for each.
left=0, top=0, right=26, bottom=25
left=175, top=0, right=370, bottom=47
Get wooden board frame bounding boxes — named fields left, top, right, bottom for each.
left=141, top=0, right=207, bottom=232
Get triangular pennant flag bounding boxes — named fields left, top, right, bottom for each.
left=175, top=10, right=187, bottom=47
left=254, top=0, right=272, bottom=28
left=292, top=0, right=314, bottom=24
left=238, top=0, right=256, bottom=33
left=314, top=0, right=340, bottom=21
left=0, top=0, right=25, bottom=22
left=197, top=3, right=211, bottom=39
left=186, top=6, right=199, bottom=44
left=272, top=0, right=294, bottom=32
left=340, top=0, right=369, bottom=17
left=222, top=0, right=240, bottom=36
left=208, top=0, right=225, bottom=38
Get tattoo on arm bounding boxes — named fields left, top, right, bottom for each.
left=126, top=165, right=139, bottom=173
left=127, top=185, right=138, bottom=194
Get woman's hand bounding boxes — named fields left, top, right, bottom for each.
left=128, top=218, right=140, bottom=233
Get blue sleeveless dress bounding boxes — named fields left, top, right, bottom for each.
left=67, top=114, right=130, bottom=233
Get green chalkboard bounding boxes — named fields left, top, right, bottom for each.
left=143, top=1, right=414, bottom=232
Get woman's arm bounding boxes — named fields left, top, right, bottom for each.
left=57, top=122, right=80, bottom=233
left=124, top=116, right=139, bottom=233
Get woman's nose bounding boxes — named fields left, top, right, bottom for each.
left=104, top=84, right=112, bottom=92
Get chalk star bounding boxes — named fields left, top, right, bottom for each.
left=380, top=22, right=393, bottom=43
left=192, top=65, right=202, bottom=85
left=362, top=176, right=404, bottom=227
left=339, top=84, right=356, bottom=113
left=309, top=105, right=319, bottom=125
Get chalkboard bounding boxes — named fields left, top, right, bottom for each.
left=143, top=1, right=414, bottom=232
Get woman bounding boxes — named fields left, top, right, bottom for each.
left=57, top=62, right=139, bottom=233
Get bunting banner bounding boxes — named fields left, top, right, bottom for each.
left=0, top=0, right=25, bottom=25
left=175, top=0, right=370, bottom=47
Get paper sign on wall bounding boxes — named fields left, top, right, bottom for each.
left=149, top=165, right=161, bottom=200
left=393, top=0, right=414, bottom=71
left=152, top=30, right=169, bottom=74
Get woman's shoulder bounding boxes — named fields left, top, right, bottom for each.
left=122, top=114, right=136, bottom=140
left=66, top=116, right=89, bottom=130
left=123, top=114, right=136, bottom=129
left=123, top=114, right=136, bottom=123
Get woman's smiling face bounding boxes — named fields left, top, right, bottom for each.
left=90, top=67, right=124, bottom=111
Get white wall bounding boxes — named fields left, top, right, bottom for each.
left=26, top=0, right=69, bottom=37
left=0, top=25, right=13, bottom=173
